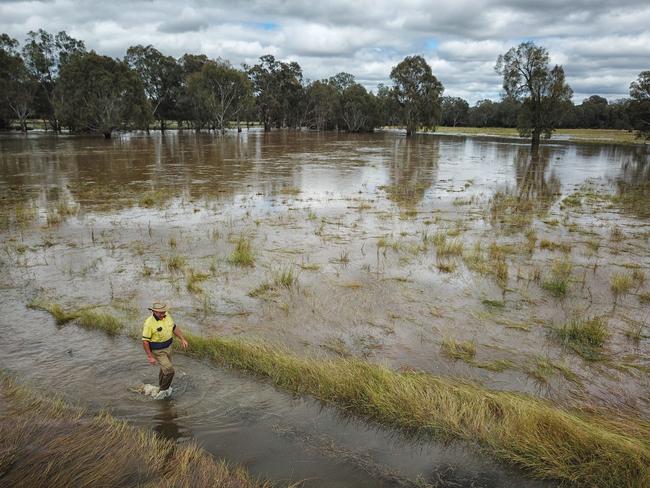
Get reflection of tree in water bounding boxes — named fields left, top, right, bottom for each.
left=615, top=148, right=650, bottom=219
left=515, top=147, right=561, bottom=206
left=382, top=137, right=439, bottom=207
left=491, top=147, right=560, bottom=228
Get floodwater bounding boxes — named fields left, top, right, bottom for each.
left=1, top=130, right=649, bottom=486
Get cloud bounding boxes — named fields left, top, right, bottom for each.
left=0, top=0, right=648, bottom=103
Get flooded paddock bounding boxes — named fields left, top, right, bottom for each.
left=1, top=130, right=648, bottom=486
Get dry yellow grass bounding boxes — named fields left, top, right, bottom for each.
left=0, top=374, right=272, bottom=488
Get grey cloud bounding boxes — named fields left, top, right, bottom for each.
left=0, top=0, right=648, bottom=104
left=158, top=19, right=209, bottom=34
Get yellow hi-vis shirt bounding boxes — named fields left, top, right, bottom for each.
left=142, top=313, right=175, bottom=349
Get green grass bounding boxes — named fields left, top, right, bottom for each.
left=611, top=272, right=635, bottom=299
left=186, top=269, right=210, bottom=294
left=539, top=239, right=572, bottom=253
left=272, top=266, right=297, bottom=288
left=441, top=338, right=476, bottom=361
left=228, top=236, right=255, bottom=267
left=610, top=225, right=625, bottom=242
left=138, top=190, right=168, bottom=208
left=166, top=254, right=187, bottom=272
left=553, top=317, right=610, bottom=361
left=28, top=301, right=124, bottom=336
left=436, top=238, right=464, bottom=258
left=526, top=356, right=582, bottom=385
left=33, top=300, right=650, bottom=487
left=0, top=375, right=271, bottom=488
left=541, top=259, right=573, bottom=297
left=473, top=359, right=516, bottom=372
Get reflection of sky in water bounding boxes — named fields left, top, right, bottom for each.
left=0, top=131, right=646, bottom=220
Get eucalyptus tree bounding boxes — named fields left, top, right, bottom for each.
left=54, top=53, right=148, bottom=137
left=306, top=80, right=338, bottom=130
left=340, top=83, right=377, bottom=132
left=390, top=55, right=444, bottom=136
left=186, top=60, right=252, bottom=132
left=495, top=42, right=573, bottom=148
left=629, top=70, right=650, bottom=140
left=440, top=96, right=469, bottom=127
left=247, top=55, right=303, bottom=131
left=125, top=45, right=182, bottom=131
left=0, top=34, right=38, bottom=131
left=21, top=29, right=85, bottom=130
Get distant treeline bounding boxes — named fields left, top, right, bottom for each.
left=1, top=29, right=649, bottom=143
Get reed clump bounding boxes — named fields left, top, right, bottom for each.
left=441, top=338, right=476, bottom=361
left=181, top=333, right=649, bottom=488
left=553, top=317, right=610, bottom=361
left=0, top=375, right=270, bottom=488
left=28, top=301, right=124, bottom=336
left=228, top=236, right=255, bottom=267
left=610, top=271, right=635, bottom=299
left=541, top=259, right=572, bottom=297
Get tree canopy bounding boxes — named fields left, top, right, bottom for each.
left=495, top=42, right=573, bottom=147
left=390, top=55, right=444, bottom=136
left=54, top=52, right=148, bottom=138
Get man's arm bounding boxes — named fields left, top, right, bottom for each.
left=173, top=325, right=189, bottom=349
left=143, top=340, right=156, bottom=364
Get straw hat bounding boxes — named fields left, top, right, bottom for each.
left=149, top=302, right=168, bottom=313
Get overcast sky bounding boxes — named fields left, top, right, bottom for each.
left=1, top=0, right=649, bottom=104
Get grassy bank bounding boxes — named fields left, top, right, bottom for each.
left=433, top=126, right=646, bottom=145
left=0, top=374, right=273, bottom=488
left=33, top=302, right=650, bottom=487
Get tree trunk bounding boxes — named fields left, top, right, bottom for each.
left=104, top=131, right=112, bottom=139
left=160, top=119, right=166, bottom=133
left=531, top=128, right=541, bottom=148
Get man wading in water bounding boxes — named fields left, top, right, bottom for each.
left=142, top=302, right=188, bottom=399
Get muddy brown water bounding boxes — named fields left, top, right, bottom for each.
left=1, top=130, right=648, bottom=486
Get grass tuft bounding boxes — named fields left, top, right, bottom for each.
left=553, top=317, right=609, bottom=361
left=441, top=338, right=476, bottom=361
left=610, top=272, right=635, bottom=299
left=541, top=259, right=572, bottom=297
left=228, top=236, right=255, bottom=267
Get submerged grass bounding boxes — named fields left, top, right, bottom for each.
left=610, top=271, right=635, bottom=299
left=228, top=236, right=255, bottom=267
left=541, top=259, right=573, bottom=297
left=553, top=317, right=610, bottom=361
left=28, top=301, right=124, bottom=336
left=441, top=338, right=476, bottom=361
left=0, top=375, right=271, bottom=488
left=34, top=301, right=650, bottom=487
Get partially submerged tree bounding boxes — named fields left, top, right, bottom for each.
left=186, top=60, right=252, bottom=132
left=125, top=45, right=182, bottom=131
left=495, top=42, right=573, bottom=148
left=390, top=55, right=443, bottom=136
left=54, top=53, right=148, bottom=138
left=340, top=83, right=376, bottom=132
left=306, top=80, right=338, bottom=130
left=629, top=70, right=650, bottom=141
left=247, top=55, right=303, bottom=131
left=0, top=34, right=38, bottom=132
left=21, top=29, right=86, bottom=131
